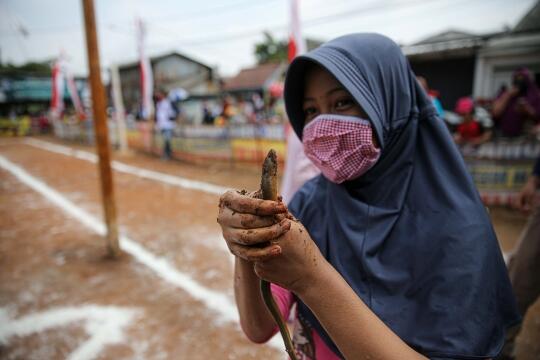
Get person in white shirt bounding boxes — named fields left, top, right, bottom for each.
left=155, top=90, right=176, bottom=159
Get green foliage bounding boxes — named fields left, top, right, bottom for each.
left=0, top=61, right=52, bottom=77
left=254, top=32, right=288, bottom=64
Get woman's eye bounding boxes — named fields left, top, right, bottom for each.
left=303, top=107, right=318, bottom=116
left=335, top=98, right=353, bottom=110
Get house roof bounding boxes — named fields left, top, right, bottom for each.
left=118, top=51, right=212, bottom=72
left=403, top=1, right=540, bottom=58
left=415, top=30, right=479, bottom=45
left=223, top=62, right=283, bottom=91
left=402, top=29, right=498, bottom=57
left=513, top=0, right=540, bottom=33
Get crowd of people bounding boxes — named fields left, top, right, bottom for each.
left=420, top=67, right=540, bottom=147
left=200, top=92, right=286, bottom=127
left=152, top=66, right=540, bottom=147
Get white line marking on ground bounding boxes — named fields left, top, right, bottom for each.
left=0, top=305, right=138, bottom=360
left=24, top=138, right=229, bottom=195
left=0, top=154, right=284, bottom=352
left=0, top=155, right=237, bottom=322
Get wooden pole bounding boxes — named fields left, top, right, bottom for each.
left=82, top=0, right=120, bottom=257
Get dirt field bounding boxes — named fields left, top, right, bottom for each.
left=0, top=136, right=538, bottom=359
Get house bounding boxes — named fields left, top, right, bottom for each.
left=403, top=30, right=498, bottom=110
left=401, top=0, right=540, bottom=110
left=117, top=52, right=219, bottom=115
left=0, top=75, right=86, bottom=116
left=222, top=38, right=322, bottom=99
left=222, top=62, right=287, bottom=98
left=473, top=3, right=540, bottom=99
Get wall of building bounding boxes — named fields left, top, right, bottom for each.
left=153, top=56, right=214, bottom=95
left=118, top=55, right=218, bottom=117
left=118, top=67, right=141, bottom=116
left=410, top=56, right=476, bottom=110
left=473, top=32, right=540, bottom=99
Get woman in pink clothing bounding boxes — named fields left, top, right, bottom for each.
left=217, top=34, right=518, bottom=359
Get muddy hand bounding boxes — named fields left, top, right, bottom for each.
left=218, top=190, right=290, bottom=261
left=254, top=218, right=326, bottom=294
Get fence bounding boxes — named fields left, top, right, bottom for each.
left=47, top=117, right=540, bottom=206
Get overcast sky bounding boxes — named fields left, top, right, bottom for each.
left=0, top=0, right=536, bottom=78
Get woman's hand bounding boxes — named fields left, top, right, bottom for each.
left=514, top=176, right=539, bottom=213
left=253, top=219, right=328, bottom=295
left=217, top=189, right=328, bottom=294
left=218, top=190, right=290, bottom=261
left=218, top=189, right=291, bottom=342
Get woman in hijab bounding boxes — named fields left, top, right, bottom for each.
left=492, top=67, right=540, bottom=137
left=217, top=33, right=519, bottom=359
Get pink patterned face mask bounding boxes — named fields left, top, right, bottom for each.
left=302, top=114, right=381, bottom=184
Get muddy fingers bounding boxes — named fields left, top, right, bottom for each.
left=222, top=220, right=291, bottom=246
left=220, top=190, right=286, bottom=216
left=227, top=242, right=282, bottom=262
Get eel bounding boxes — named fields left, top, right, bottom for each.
left=260, top=149, right=298, bottom=360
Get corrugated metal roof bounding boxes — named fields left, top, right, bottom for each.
left=402, top=30, right=498, bottom=57
left=513, top=1, right=540, bottom=33
left=118, top=51, right=212, bottom=72
left=223, top=63, right=283, bottom=91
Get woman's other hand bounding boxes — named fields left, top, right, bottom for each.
left=253, top=219, right=328, bottom=295
left=218, top=190, right=290, bottom=261
left=514, top=176, right=539, bottom=213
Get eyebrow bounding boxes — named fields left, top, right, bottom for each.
left=303, top=87, right=346, bottom=102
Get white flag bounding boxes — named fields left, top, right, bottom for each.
left=136, top=17, right=154, bottom=120
left=281, top=0, right=320, bottom=204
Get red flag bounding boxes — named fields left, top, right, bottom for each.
left=50, top=59, right=64, bottom=117
left=288, top=0, right=306, bottom=62
left=64, top=64, right=85, bottom=120
left=281, top=0, right=320, bottom=204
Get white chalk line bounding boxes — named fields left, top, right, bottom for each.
left=22, top=138, right=234, bottom=261
left=0, top=305, right=138, bottom=360
left=23, top=138, right=229, bottom=195
left=0, top=154, right=284, bottom=352
left=0, top=154, right=238, bottom=323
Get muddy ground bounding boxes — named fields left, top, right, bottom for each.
left=0, top=136, right=538, bottom=359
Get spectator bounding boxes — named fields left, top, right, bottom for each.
left=155, top=89, right=176, bottom=160
left=417, top=76, right=444, bottom=117
left=453, top=96, right=493, bottom=145
left=202, top=101, right=214, bottom=125
left=252, top=93, right=265, bottom=122
left=492, top=67, right=540, bottom=137
left=499, top=156, right=540, bottom=359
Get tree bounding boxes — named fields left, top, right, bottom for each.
left=254, top=32, right=287, bottom=64
left=0, top=61, right=52, bottom=77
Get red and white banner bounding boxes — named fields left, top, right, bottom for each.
left=50, top=54, right=85, bottom=119
left=288, top=0, right=307, bottom=62
left=64, top=66, right=85, bottom=120
left=50, top=59, right=64, bottom=118
left=281, top=0, right=320, bottom=204
left=136, top=17, right=154, bottom=120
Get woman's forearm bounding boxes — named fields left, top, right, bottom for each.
left=492, top=92, right=512, bottom=118
left=296, top=261, right=427, bottom=360
left=234, top=257, right=276, bottom=343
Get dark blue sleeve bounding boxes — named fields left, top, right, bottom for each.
left=533, top=156, right=540, bottom=177
left=287, top=175, right=320, bottom=218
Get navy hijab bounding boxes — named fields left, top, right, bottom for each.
left=284, top=33, right=519, bottom=359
